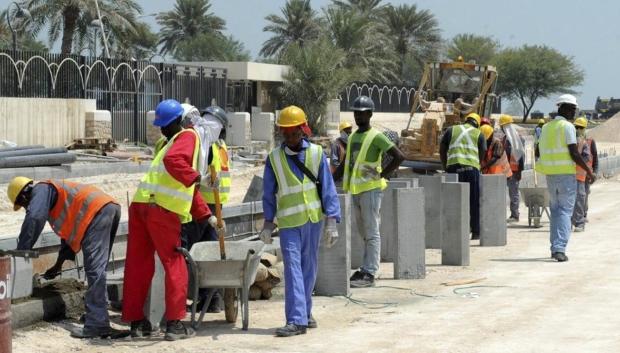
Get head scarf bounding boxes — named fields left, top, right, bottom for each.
left=502, top=123, right=524, bottom=162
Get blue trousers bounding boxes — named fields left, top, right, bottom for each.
left=81, top=203, right=120, bottom=330
left=547, top=175, right=577, bottom=253
left=279, top=220, right=322, bottom=326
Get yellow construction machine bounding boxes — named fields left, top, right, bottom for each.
left=400, top=57, right=498, bottom=169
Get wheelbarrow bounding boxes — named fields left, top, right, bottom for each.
left=177, top=241, right=264, bottom=331
left=519, top=187, right=550, bottom=228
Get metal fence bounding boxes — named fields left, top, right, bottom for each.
left=340, top=82, right=417, bottom=113
left=0, top=50, right=228, bottom=143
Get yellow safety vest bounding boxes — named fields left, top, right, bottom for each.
left=201, top=140, right=231, bottom=204
left=133, top=129, right=200, bottom=223
left=268, top=143, right=323, bottom=229
left=447, top=124, right=481, bottom=169
left=342, top=128, right=387, bottom=195
left=535, top=119, right=576, bottom=175
left=154, top=136, right=167, bottom=155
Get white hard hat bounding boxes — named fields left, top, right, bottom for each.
left=556, top=94, right=578, bottom=108
left=181, top=103, right=199, bottom=119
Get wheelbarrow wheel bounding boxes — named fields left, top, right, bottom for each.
left=224, top=288, right=239, bottom=323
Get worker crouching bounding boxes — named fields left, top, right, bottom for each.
left=260, top=105, right=341, bottom=337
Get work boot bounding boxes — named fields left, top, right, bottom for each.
left=307, top=315, right=317, bottom=329
left=552, top=252, right=569, bottom=262
left=350, top=272, right=375, bottom=288
left=574, top=226, right=585, bottom=232
left=275, top=323, right=307, bottom=337
left=164, top=320, right=195, bottom=341
left=130, top=319, right=154, bottom=338
left=71, top=326, right=131, bottom=339
left=506, top=217, right=519, bottom=223
left=349, top=270, right=365, bottom=282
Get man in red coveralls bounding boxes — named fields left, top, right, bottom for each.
left=122, top=99, right=214, bottom=341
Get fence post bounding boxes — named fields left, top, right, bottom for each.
left=133, top=59, right=139, bottom=145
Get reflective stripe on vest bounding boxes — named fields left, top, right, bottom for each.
left=576, top=138, right=593, bottom=182
left=133, top=128, right=200, bottom=223
left=447, top=124, right=481, bottom=169
left=483, top=139, right=513, bottom=178
left=268, top=143, right=323, bottom=229
left=342, top=128, right=387, bottom=195
left=201, top=140, right=231, bottom=204
left=45, top=180, right=117, bottom=253
left=535, top=119, right=576, bottom=175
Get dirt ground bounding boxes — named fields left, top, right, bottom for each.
left=11, top=174, right=620, bottom=352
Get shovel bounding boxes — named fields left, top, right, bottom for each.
left=210, top=165, right=226, bottom=260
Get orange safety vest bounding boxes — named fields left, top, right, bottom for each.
left=483, top=139, right=513, bottom=178
left=43, top=180, right=117, bottom=253
left=576, top=138, right=593, bottom=182
left=502, top=136, right=520, bottom=172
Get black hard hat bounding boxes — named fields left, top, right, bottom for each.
left=201, top=105, right=228, bottom=126
left=350, top=95, right=375, bottom=112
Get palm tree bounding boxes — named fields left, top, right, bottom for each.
left=383, top=4, right=441, bottom=83
left=157, top=0, right=225, bottom=56
left=260, top=0, right=321, bottom=60
left=446, top=33, right=500, bottom=64
left=324, top=5, right=397, bottom=83
left=22, top=0, right=142, bottom=55
left=331, top=0, right=385, bottom=17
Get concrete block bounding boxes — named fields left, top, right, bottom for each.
left=390, top=177, right=419, bottom=188
left=316, top=194, right=351, bottom=296
left=9, top=257, right=34, bottom=299
left=350, top=195, right=364, bottom=270
left=146, top=255, right=165, bottom=330
left=480, top=175, right=507, bottom=246
left=226, top=112, right=251, bottom=147
left=251, top=112, right=275, bottom=143
left=380, top=180, right=411, bottom=262
left=441, top=182, right=470, bottom=266
left=419, top=175, right=445, bottom=249
left=443, top=173, right=459, bottom=183
left=394, top=188, right=426, bottom=279
left=325, top=99, right=341, bottom=139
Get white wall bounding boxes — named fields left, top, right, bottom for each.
left=0, top=97, right=95, bottom=147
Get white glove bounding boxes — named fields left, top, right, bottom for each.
left=208, top=215, right=226, bottom=233
left=361, top=165, right=380, bottom=179
left=259, top=221, right=276, bottom=244
left=201, top=174, right=220, bottom=189
left=323, top=218, right=339, bottom=248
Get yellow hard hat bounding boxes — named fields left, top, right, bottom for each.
left=339, top=121, right=352, bottom=131
left=465, top=113, right=481, bottom=127
left=574, top=117, right=588, bottom=128
left=480, top=125, right=494, bottom=140
left=277, top=105, right=307, bottom=127
left=499, top=114, right=514, bottom=126
left=538, top=118, right=545, bottom=125
left=7, top=176, right=33, bottom=211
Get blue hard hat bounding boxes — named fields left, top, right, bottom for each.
left=154, top=99, right=184, bottom=127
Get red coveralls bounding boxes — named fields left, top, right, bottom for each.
left=122, top=130, right=211, bottom=322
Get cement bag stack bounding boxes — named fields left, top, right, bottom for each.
left=249, top=253, right=284, bottom=300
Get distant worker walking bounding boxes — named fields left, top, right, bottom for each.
left=480, top=125, right=512, bottom=178
left=440, top=112, right=486, bottom=240
left=344, top=96, right=404, bottom=288
left=330, top=121, right=353, bottom=183
left=499, top=115, right=525, bottom=223
left=536, top=95, right=595, bottom=262
left=571, top=117, right=596, bottom=232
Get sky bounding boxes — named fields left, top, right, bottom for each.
left=3, top=0, right=620, bottom=113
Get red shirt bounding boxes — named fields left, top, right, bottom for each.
left=163, top=129, right=211, bottom=221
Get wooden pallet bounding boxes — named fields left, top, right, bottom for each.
left=66, top=138, right=116, bottom=152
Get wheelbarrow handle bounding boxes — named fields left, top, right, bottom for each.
left=0, top=249, right=39, bottom=258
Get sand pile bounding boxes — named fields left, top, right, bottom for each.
left=588, top=112, right=620, bottom=142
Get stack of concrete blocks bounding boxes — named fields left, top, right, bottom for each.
left=84, top=110, right=112, bottom=139
left=226, top=112, right=251, bottom=147
left=325, top=99, right=342, bottom=139
left=419, top=175, right=445, bottom=250
left=316, top=194, right=351, bottom=296
left=441, top=180, right=470, bottom=266
left=393, top=187, right=426, bottom=279
left=146, top=110, right=160, bottom=146
left=380, top=179, right=415, bottom=262
left=251, top=112, right=275, bottom=150
left=480, top=175, right=507, bottom=246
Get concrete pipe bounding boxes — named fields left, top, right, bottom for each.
left=0, top=145, right=45, bottom=153
left=0, top=153, right=77, bottom=168
left=0, top=147, right=68, bottom=159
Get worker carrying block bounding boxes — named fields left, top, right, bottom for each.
left=122, top=99, right=215, bottom=341
left=260, top=105, right=341, bottom=337
left=7, top=176, right=128, bottom=339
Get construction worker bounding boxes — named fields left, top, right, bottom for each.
left=7, top=177, right=128, bottom=339
left=480, top=117, right=492, bottom=127
left=499, top=115, right=525, bottom=223
left=344, top=96, right=405, bottom=287
left=572, top=117, right=595, bottom=232
left=122, top=99, right=216, bottom=341
left=260, top=105, right=341, bottom=337
left=583, top=125, right=598, bottom=222
left=330, top=121, right=353, bottom=183
left=535, top=94, right=595, bottom=262
left=440, top=112, right=486, bottom=239
left=534, top=118, right=545, bottom=143
left=480, top=125, right=512, bottom=178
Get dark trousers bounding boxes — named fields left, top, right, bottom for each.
left=448, top=167, right=481, bottom=235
